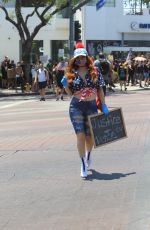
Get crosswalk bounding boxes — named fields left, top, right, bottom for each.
left=0, top=95, right=70, bottom=112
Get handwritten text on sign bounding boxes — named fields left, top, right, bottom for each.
left=88, top=108, right=127, bottom=148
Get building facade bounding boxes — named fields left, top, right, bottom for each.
left=0, top=0, right=150, bottom=63
left=84, top=0, right=150, bottom=59
left=0, top=1, right=70, bottom=63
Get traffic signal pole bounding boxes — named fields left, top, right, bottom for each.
left=69, top=0, right=74, bottom=58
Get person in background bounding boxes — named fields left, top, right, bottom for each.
left=55, top=57, right=68, bottom=101
left=15, top=62, right=24, bottom=93
left=61, top=43, right=109, bottom=179
left=1, top=56, right=9, bottom=88
left=143, top=60, right=149, bottom=87
left=34, top=63, right=48, bottom=101
left=52, top=62, right=58, bottom=93
left=31, top=63, right=37, bottom=92
left=136, top=61, right=144, bottom=88
left=118, top=61, right=128, bottom=91
left=46, top=58, right=53, bottom=89
left=94, top=53, right=115, bottom=95
left=127, top=60, right=135, bottom=86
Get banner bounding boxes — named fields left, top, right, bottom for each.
left=96, top=0, right=107, bottom=11
left=126, top=48, right=132, bottom=63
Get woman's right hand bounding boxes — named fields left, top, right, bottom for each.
left=61, top=76, right=68, bottom=87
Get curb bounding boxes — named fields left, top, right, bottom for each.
left=0, top=91, right=55, bottom=98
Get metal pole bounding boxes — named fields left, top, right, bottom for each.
left=69, top=0, right=74, bottom=58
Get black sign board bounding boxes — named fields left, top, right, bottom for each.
left=88, top=108, right=127, bottom=148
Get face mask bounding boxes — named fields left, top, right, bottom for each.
left=75, top=59, right=86, bottom=66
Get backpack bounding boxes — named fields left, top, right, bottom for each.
left=94, top=59, right=110, bottom=76
left=99, top=60, right=110, bottom=75
left=119, top=66, right=126, bottom=78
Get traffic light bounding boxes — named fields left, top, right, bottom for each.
left=74, top=20, right=81, bottom=42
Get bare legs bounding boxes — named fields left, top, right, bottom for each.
left=39, top=88, right=46, bottom=100
left=76, top=133, right=93, bottom=157
left=56, top=87, right=64, bottom=101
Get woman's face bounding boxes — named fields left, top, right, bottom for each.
left=75, top=55, right=87, bottom=66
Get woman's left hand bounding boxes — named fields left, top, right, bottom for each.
left=102, top=103, right=109, bottom=115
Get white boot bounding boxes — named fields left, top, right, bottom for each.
left=80, top=157, right=87, bottom=179
left=86, top=151, right=92, bottom=168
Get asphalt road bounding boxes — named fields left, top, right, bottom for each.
left=0, top=90, right=150, bottom=230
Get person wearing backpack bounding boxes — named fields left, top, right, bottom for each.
left=94, top=53, right=115, bottom=95
left=118, top=61, right=128, bottom=91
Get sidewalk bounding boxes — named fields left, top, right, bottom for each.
left=0, top=83, right=149, bottom=97
left=0, top=87, right=55, bottom=97
left=0, top=83, right=150, bottom=97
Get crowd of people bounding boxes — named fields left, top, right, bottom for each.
left=0, top=52, right=150, bottom=100
left=0, top=56, right=68, bottom=101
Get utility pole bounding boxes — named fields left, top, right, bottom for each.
left=69, top=0, right=74, bottom=58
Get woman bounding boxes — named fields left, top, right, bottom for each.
left=61, top=43, right=109, bottom=179
left=55, top=58, right=68, bottom=101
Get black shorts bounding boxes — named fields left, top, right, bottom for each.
left=56, top=71, right=64, bottom=89
left=38, top=81, right=47, bottom=89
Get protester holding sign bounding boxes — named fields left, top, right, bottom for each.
left=61, top=43, right=109, bottom=179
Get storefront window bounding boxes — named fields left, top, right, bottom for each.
left=123, top=0, right=148, bottom=15
left=51, top=40, right=69, bottom=62
left=19, top=40, right=43, bottom=64
left=124, top=40, right=150, bottom=47
left=86, top=40, right=121, bottom=57
left=32, top=40, right=44, bottom=63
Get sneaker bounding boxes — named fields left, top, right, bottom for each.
left=139, top=84, right=144, bottom=88
left=60, top=95, right=64, bottom=100
left=56, top=97, right=59, bottom=101
left=108, top=87, right=115, bottom=92
left=86, top=151, right=91, bottom=168
left=80, top=157, right=87, bottom=179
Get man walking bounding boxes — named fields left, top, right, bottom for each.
left=34, top=63, right=48, bottom=101
left=94, top=52, right=114, bottom=95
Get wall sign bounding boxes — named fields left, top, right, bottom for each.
left=131, top=22, right=150, bottom=31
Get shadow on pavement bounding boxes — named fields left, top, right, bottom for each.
left=86, top=169, right=136, bottom=181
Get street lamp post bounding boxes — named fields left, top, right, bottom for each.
left=69, top=0, right=74, bottom=58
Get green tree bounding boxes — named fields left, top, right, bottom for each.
left=0, top=0, right=91, bottom=81
left=143, top=0, right=150, bottom=7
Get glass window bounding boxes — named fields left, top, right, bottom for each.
left=86, top=40, right=121, bottom=57
left=51, top=40, right=69, bottom=62
left=123, top=0, right=148, bottom=15
left=19, top=40, right=43, bottom=63
left=124, top=40, right=150, bottom=47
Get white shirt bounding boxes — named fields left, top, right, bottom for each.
left=37, top=68, right=46, bottom=82
left=31, top=67, right=37, bottom=79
